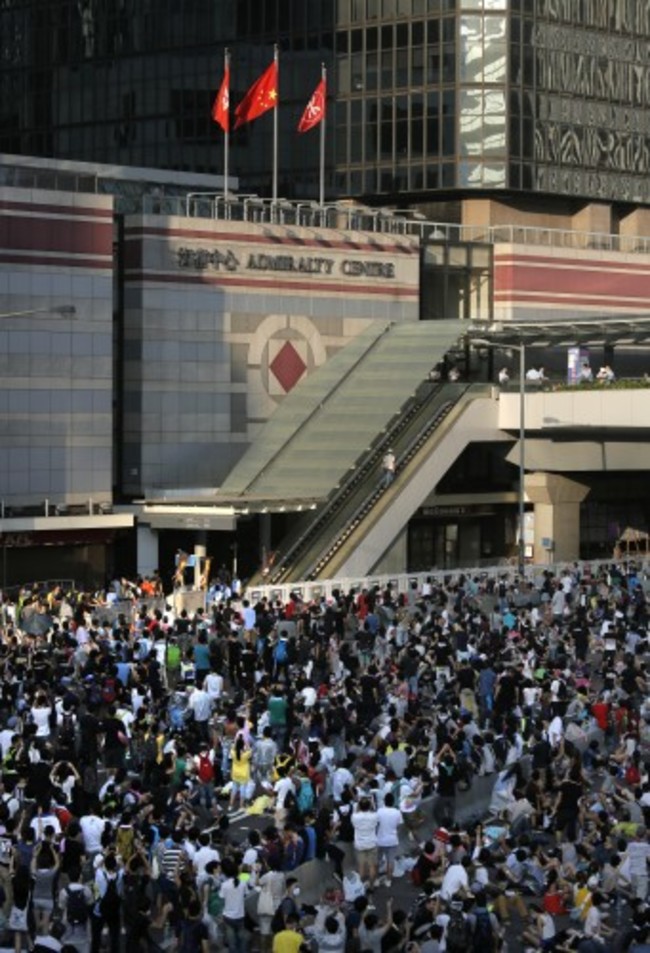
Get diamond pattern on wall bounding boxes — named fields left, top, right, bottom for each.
left=268, top=340, right=307, bottom=393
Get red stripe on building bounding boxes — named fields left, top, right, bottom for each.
left=495, top=262, right=650, bottom=298
left=0, top=215, right=113, bottom=255
left=494, top=251, right=650, bottom=273
left=123, top=227, right=418, bottom=256
left=494, top=291, right=650, bottom=307
left=124, top=270, right=419, bottom=297
left=0, top=252, right=112, bottom=270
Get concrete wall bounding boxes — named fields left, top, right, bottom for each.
left=122, top=215, right=421, bottom=494
left=493, top=242, right=650, bottom=323
left=0, top=186, right=114, bottom=507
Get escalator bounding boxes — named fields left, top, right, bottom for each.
left=266, top=382, right=472, bottom=583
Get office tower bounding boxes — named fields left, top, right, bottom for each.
left=1, top=0, right=649, bottom=213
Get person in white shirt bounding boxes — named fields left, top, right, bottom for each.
left=79, top=807, right=105, bottom=856
left=273, top=774, right=295, bottom=831
left=219, top=858, right=253, bottom=950
left=332, top=760, right=355, bottom=803
left=299, top=683, right=317, bottom=708
left=547, top=714, right=564, bottom=748
left=204, top=670, right=224, bottom=704
left=187, top=686, right=212, bottom=737
left=375, top=792, right=402, bottom=886
left=352, top=797, right=379, bottom=890
left=440, top=857, right=471, bottom=901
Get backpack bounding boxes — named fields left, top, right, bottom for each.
left=296, top=778, right=314, bottom=814
left=66, top=886, right=90, bottom=926
left=337, top=804, right=354, bottom=843
left=446, top=908, right=471, bottom=953
left=58, top=713, right=76, bottom=750
left=102, top=677, right=117, bottom=706
left=472, top=908, right=495, bottom=953
left=274, top=640, right=288, bottom=664
left=116, top=826, right=135, bottom=862
left=99, top=876, right=121, bottom=920
left=206, top=876, right=224, bottom=918
left=197, top=753, right=215, bottom=784
left=166, top=644, right=181, bottom=671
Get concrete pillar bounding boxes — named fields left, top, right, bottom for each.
left=524, top=473, right=589, bottom=564
left=136, top=523, right=159, bottom=577
left=194, top=543, right=207, bottom=590
left=260, top=513, right=272, bottom=574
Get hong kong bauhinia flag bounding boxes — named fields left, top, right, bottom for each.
left=298, top=77, right=326, bottom=133
left=212, top=60, right=230, bottom=132
left=234, top=60, right=278, bottom=129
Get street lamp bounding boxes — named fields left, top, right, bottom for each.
left=470, top=336, right=527, bottom=579
left=0, top=305, right=76, bottom=319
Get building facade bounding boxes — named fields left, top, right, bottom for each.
left=2, top=0, right=650, bottom=213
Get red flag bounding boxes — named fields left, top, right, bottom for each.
left=298, top=77, right=326, bottom=133
left=212, top=63, right=230, bottom=132
left=234, top=61, right=278, bottom=129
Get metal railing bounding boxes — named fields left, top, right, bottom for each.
left=246, top=558, right=650, bottom=607
left=140, top=192, right=650, bottom=255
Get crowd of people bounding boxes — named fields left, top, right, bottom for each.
left=0, top=560, right=648, bottom=953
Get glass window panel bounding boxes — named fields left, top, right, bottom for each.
left=460, top=89, right=483, bottom=115
left=459, top=16, right=484, bottom=82
left=396, top=49, right=408, bottom=85
left=337, top=55, right=351, bottom=92
left=381, top=24, right=393, bottom=47
left=366, top=26, right=378, bottom=50
left=484, top=89, right=506, bottom=113
left=427, top=18, right=440, bottom=43
left=412, top=46, right=424, bottom=85
left=442, top=45, right=455, bottom=82
left=381, top=49, right=393, bottom=85
left=351, top=28, right=363, bottom=51
left=441, top=162, right=455, bottom=185
left=460, top=113, right=484, bottom=154
left=396, top=23, right=408, bottom=46
left=412, top=97, right=425, bottom=154
left=396, top=120, right=408, bottom=155
left=352, top=52, right=363, bottom=90
left=482, top=163, right=506, bottom=184
left=442, top=17, right=455, bottom=41
left=367, top=52, right=379, bottom=89
left=397, top=0, right=412, bottom=14
left=412, top=20, right=424, bottom=44
left=367, top=0, right=380, bottom=15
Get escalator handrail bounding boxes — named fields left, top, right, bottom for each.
left=305, top=384, right=472, bottom=578
left=266, top=381, right=448, bottom=583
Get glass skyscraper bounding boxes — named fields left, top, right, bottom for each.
left=1, top=0, right=650, bottom=206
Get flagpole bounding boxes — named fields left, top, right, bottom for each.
left=272, top=44, right=279, bottom=212
left=223, top=48, right=230, bottom=206
left=319, top=63, right=326, bottom=207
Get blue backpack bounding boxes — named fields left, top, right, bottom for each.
left=297, top=778, right=314, bottom=813
left=274, top=639, right=288, bottom=664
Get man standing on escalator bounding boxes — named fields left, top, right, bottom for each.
left=381, top=448, right=396, bottom=488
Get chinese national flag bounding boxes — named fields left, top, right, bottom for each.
left=211, top=63, right=230, bottom=132
left=234, top=60, right=278, bottom=129
left=298, top=78, right=326, bottom=133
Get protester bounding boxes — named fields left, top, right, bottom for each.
left=0, top=558, right=646, bottom=953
